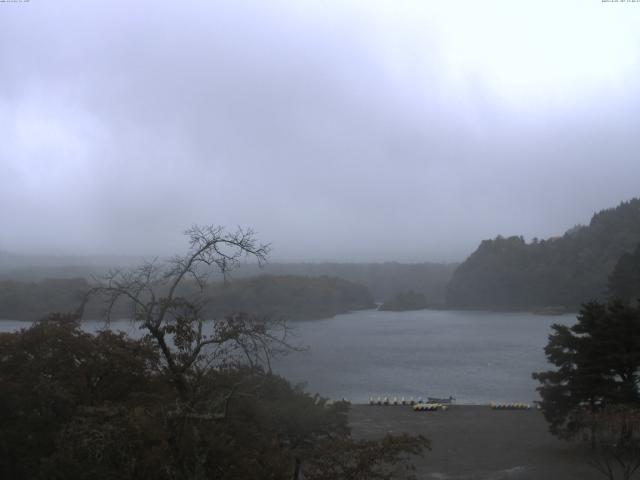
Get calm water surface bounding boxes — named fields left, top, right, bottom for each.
left=0, top=309, right=575, bottom=404
left=272, top=309, right=575, bottom=404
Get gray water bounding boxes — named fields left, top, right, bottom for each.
left=271, top=309, right=575, bottom=404
left=0, top=309, right=575, bottom=404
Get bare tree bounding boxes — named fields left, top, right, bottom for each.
left=85, top=225, right=293, bottom=403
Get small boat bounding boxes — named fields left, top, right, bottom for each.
left=427, top=395, right=455, bottom=404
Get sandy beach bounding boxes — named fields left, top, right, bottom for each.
left=349, top=405, right=602, bottom=480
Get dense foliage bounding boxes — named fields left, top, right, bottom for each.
left=609, top=243, right=640, bottom=306
left=234, top=262, right=457, bottom=305
left=0, top=315, right=429, bottom=480
left=0, top=278, right=89, bottom=320
left=379, top=291, right=430, bottom=311
left=0, top=257, right=458, bottom=306
left=532, top=300, right=640, bottom=439
left=202, top=275, right=375, bottom=320
left=0, top=315, right=165, bottom=479
left=447, top=198, right=640, bottom=310
left=0, top=275, right=373, bottom=321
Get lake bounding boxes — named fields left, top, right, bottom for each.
left=271, top=309, right=575, bottom=404
left=0, top=309, right=575, bottom=404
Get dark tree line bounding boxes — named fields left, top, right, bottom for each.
left=0, top=257, right=457, bottom=306
left=0, top=277, right=89, bottom=321
left=379, top=291, right=430, bottom=312
left=0, top=274, right=374, bottom=322
left=609, top=243, right=640, bottom=306
left=447, top=198, right=640, bottom=310
left=201, top=274, right=375, bottom=320
left=228, top=262, right=458, bottom=304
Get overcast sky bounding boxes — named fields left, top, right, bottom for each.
left=1, top=0, right=639, bottom=262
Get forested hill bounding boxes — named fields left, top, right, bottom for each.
left=230, top=262, right=457, bottom=304
left=0, top=275, right=374, bottom=321
left=0, top=278, right=89, bottom=321
left=446, top=198, right=640, bottom=310
left=201, top=275, right=375, bottom=320
left=0, top=259, right=457, bottom=305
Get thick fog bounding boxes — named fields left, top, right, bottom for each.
left=1, top=0, right=639, bottom=262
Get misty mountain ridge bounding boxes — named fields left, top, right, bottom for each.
left=4, top=197, right=639, bottom=315
left=446, top=197, right=640, bottom=310
left=0, top=256, right=457, bottom=304
left=0, top=274, right=374, bottom=322
left=0, top=251, right=145, bottom=271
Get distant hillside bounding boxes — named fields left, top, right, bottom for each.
left=201, top=275, right=375, bottom=320
left=446, top=198, right=640, bottom=310
left=379, top=290, right=430, bottom=312
left=0, top=252, right=142, bottom=281
left=230, top=262, right=457, bottom=304
left=0, top=258, right=457, bottom=304
left=0, top=275, right=374, bottom=321
left=0, top=278, right=90, bottom=321
left=608, top=243, right=640, bottom=305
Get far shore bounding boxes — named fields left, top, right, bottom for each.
left=0, top=306, right=580, bottom=323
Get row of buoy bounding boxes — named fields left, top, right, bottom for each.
left=367, top=397, right=531, bottom=409
left=490, top=402, right=530, bottom=410
left=369, top=396, right=423, bottom=406
left=413, top=403, right=448, bottom=412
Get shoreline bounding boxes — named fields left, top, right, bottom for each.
left=0, top=306, right=580, bottom=323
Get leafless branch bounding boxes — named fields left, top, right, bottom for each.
left=85, top=225, right=286, bottom=403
